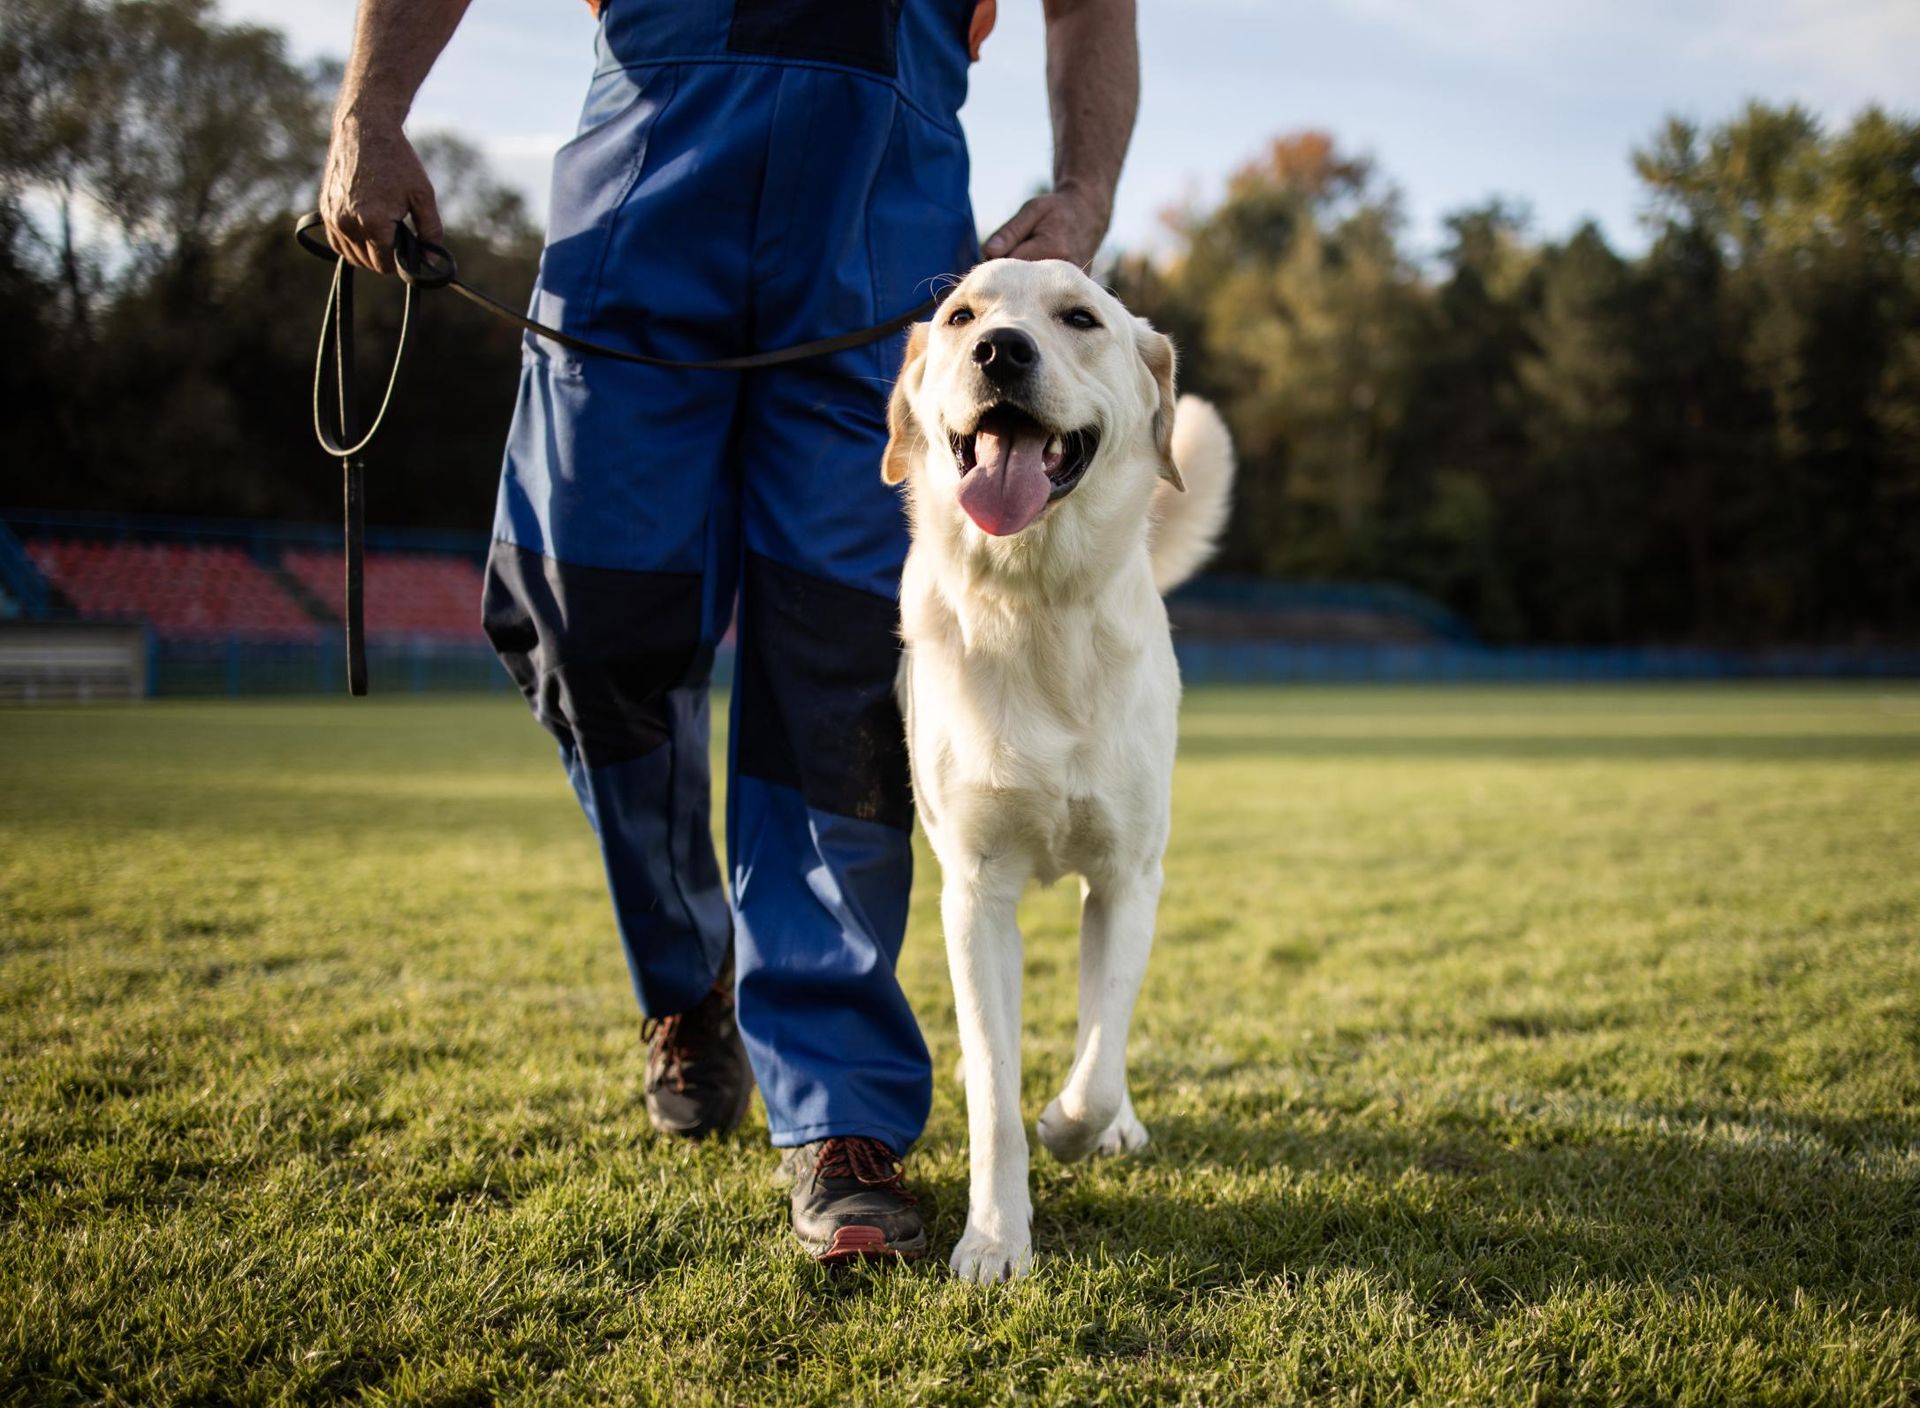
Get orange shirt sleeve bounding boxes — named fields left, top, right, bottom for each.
left=969, top=0, right=997, bottom=61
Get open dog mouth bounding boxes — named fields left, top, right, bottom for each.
left=948, top=405, right=1099, bottom=536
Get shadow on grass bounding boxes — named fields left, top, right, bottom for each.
left=1010, top=1104, right=1920, bottom=1318
left=1176, top=732, right=1920, bottom=763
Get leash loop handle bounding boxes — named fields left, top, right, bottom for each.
left=311, top=257, right=412, bottom=462
left=299, top=212, right=406, bottom=697
left=327, top=255, right=371, bottom=696
left=293, top=210, right=456, bottom=290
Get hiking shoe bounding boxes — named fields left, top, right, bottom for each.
left=643, top=954, right=753, bottom=1139
left=779, top=1136, right=928, bottom=1262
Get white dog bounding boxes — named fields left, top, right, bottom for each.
left=882, top=257, right=1235, bottom=1282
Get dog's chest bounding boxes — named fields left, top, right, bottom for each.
left=927, top=761, right=1121, bottom=883
left=907, top=659, right=1151, bottom=880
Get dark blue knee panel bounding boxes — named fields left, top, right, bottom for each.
left=728, top=551, right=929, bottom=1149
left=483, top=543, right=733, bottom=1015
left=733, top=551, right=912, bottom=830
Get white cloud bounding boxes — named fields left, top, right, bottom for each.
left=1689, top=0, right=1920, bottom=113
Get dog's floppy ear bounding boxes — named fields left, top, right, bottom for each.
left=1135, top=320, right=1184, bottom=491
left=882, top=321, right=931, bottom=486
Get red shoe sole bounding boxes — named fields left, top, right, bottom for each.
left=813, top=1224, right=924, bottom=1264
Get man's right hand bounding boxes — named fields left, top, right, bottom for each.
left=319, top=116, right=444, bottom=275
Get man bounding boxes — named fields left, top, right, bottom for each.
left=319, top=0, right=1137, bottom=1261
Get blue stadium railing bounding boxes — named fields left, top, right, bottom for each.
left=148, top=634, right=513, bottom=697
left=148, top=636, right=1920, bottom=695
left=1173, top=640, right=1920, bottom=684
left=1167, top=575, right=1483, bottom=645
left=0, top=516, right=54, bottom=618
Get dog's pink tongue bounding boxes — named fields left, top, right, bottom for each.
left=958, top=425, right=1051, bottom=536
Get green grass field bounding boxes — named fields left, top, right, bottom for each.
left=3, top=687, right=1918, bottom=1405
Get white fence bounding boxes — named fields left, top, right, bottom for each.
left=0, top=622, right=149, bottom=702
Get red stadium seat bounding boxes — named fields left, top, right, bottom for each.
left=282, top=548, right=485, bottom=641
left=27, top=539, right=319, bottom=640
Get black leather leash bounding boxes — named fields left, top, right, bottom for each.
left=296, top=211, right=938, bottom=695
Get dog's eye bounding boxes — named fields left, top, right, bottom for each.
left=1061, top=308, right=1101, bottom=331
left=946, top=306, right=974, bottom=327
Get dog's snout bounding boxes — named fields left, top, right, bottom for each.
left=972, top=327, right=1038, bottom=383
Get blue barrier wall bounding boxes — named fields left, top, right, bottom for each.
left=0, top=517, right=53, bottom=617
left=1167, top=576, right=1482, bottom=645
left=151, top=636, right=513, bottom=697
left=1174, top=640, right=1920, bottom=684
left=146, top=635, right=744, bottom=697
left=141, top=634, right=1920, bottom=697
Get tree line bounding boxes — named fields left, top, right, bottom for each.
left=1116, top=119, right=1920, bottom=645
left=4, top=0, right=1918, bottom=645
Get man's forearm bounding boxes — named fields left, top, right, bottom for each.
left=321, top=0, right=470, bottom=269
left=1043, top=0, right=1138, bottom=227
left=336, top=0, right=473, bottom=128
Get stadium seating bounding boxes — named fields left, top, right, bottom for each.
left=281, top=548, right=485, bottom=640
left=27, top=540, right=318, bottom=639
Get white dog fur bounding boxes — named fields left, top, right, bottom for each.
left=882, top=258, right=1235, bottom=1281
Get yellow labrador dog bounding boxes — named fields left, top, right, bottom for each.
left=882, top=258, right=1234, bottom=1281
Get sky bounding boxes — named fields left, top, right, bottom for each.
left=229, top=0, right=1920, bottom=260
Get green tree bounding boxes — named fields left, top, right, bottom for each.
left=0, top=0, right=117, bottom=327
left=1389, top=200, right=1535, bottom=638
left=1634, top=102, right=1920, bottom=640
left=1119, top=132, right=1422, bottom=579
left=1118, top=105, right=1920, bottom=647
left=1510, top=224, right=1639, bottom=640
left=0, top=0, right=538, bottom=533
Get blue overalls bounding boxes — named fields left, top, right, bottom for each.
left=482, top=0, right=980, bottom=1156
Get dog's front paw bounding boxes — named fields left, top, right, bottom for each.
left=1037, top=1096, right=1109, bottom=1163
left=949, top=1224, right=1034, bottom=1284
left=1094, top=1105, right=1150, bottom=1158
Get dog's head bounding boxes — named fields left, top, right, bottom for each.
left=884, top=259, right=1180, bottom=574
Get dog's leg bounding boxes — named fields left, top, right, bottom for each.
left=1037, top=865, right=1159, bottom=1163
left=944, top=859, right=1035, bottom=1283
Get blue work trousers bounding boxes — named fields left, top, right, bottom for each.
left=483, top=1, right=978, bottom=1155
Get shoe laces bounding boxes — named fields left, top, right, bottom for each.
left=814, top=1136, right=916, bottom=1203
left=641, top=1013, right=692, bottom=1092
left=642, top=974, right=733, bottom=1094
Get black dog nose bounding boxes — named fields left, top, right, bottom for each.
left=972, top=327, right=1038, bottom=382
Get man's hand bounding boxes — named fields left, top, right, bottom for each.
left=982, top=184, right=1110, bottom=268
left=987, top=0, right=1137, bottom=270
left=317, top=0, right=471, bottom=272
left=320, top=116, right=443, bottom=274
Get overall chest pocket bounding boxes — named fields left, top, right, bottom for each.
left=728, top=0, right=904, bottom=76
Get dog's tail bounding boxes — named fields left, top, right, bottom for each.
left=1148, top=396, right=1236, bottom=594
